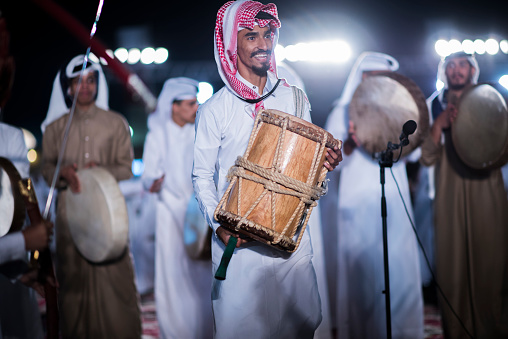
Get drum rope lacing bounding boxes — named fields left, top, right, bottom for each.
left=215, top=111, right=328, bottom=251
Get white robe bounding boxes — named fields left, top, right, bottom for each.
left=326, top=103, right=424, bottom=339
left=193, top=74, right=322, bottom=339
left=142, top=117, right=213, bottom=339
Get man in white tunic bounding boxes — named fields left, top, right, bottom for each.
left=142, top=77, right=213, bottom=339
left=192, top=1, right=341, bottom=338
left=324, top=51, right=424, bottom=339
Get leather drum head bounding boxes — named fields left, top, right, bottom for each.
left=65, top=167, right=129, bottom=263
left=452, top=84, right=508, bottom=170
left=349, top=72, right=429, bottom=157
left=0, top=157, right=25, bottom=237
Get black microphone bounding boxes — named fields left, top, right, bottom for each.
left=399, top=120, right=417, bottom=146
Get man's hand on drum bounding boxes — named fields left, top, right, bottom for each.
left=431, top=104, right=458, bottom=145
left=60, top=163, right=81, bottom=193
left=149, top=174, right=165, bottom=193
left=216, top=226, right=250, bottom=248
left=22, top=219, right=54, bottom=252
left=324, top=146, right=342, bottom=171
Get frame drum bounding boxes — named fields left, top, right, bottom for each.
left=0, top=157, right=25, bottom=237
left=349, top=72, right=429, bottom=157
left=65, top=167, right=129, bottom=263
left=452, top=83, right=508, bottom=170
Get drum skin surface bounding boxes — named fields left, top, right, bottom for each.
left=453, top=84, right=508, bottom=170
left=0, top=157, right=25, bottom=237
left=349, top=72, right=429, bottom=157
left=65, top=167, right=129, bottom=263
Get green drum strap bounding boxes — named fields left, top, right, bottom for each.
left=214, top=237, right=238, bottom=280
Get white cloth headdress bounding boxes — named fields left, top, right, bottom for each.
left=41, top=54, right=109, bottom=133
left=147, top=77, right=199, bottom=130
left=437, top=51, right=480, bottom=90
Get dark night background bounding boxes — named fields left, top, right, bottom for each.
left=1, top=0, right=507, bottom=158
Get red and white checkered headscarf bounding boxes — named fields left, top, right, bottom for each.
left=214, top=0, right=281, bottom=109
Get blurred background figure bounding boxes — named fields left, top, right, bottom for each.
left=325, top=51, right=424, bottom=339
left=141, top=77, right=213, bottom=339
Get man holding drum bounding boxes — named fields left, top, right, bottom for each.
left=41, top=55, right=141, bottom=339
left=421, top=52, right=508, bottom=338
left=141, top=77, right=213, bottom=339
left=192, top=1, right=341, bottom=338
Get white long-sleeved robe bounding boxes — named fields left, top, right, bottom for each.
left=142, top=117, right=213, bottom=339
left=325, top=103, right=424, bottom=339
left=193, top=74, right=322, bottom=339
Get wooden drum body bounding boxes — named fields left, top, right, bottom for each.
left=215, top=109, right=341, bottom=252
left=65, top=167, right=129, bottom=263
left=0, top=157, right=25, bottom=237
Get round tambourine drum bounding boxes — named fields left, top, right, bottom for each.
left=214, top=109, right=342, bottom=252
left=349, top=71, right=429, bottom=157
left=183, top=193, right=212, bottom=260
left=65, top=167, right=129, bottom=263
left=0, top=157, right=25, bottom=237
left=452, top=83, right=508, bottom=170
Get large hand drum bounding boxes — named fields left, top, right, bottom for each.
left=0, top=157, right=25, bottom=237
left=452, top=84, right=508, bottom=170
left=215, top=109, right=341, bottom=252
left=65, top=167, right=129, bottom=263
left=349, top=72, right=429, bottom=157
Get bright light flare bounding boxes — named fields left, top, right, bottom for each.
left=501, top=40, right=508, bottom=54
left=27, top=149, right=37, bottom=163
left=473, top=39, right=486, bottom=55
left=197, top=82, right=214, bottom=104
left=154, top=48, right=169, bottom=64
left=141, top=47, right=156, bottom=64
left=436, top=79, right=445, bottom=91
left=435, top=39, right=450, bottom=57
left=132, top=159, right=144, bottom=177
left=485, top=39, right=499, bottom=55
left=274, top=44, right=286, bottom=63
left=500, top=75, right=508, bottom=90
left=461, top=39, right=475, bottom=54
left=127, top=48, right=141, bottom=64
left=114, top=48, right=129, bottom=63
left=281, top=40, right=351, bottom=63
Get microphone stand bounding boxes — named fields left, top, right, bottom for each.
left=377, top=140, right=405, bottom=339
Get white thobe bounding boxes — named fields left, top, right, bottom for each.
left=142, top=117, right=213, bottom=339
left=193, top=74, right=322, bottom=339
left=325, top=104, right=424, bottom=339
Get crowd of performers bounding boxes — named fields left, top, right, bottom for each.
left=1, top=1, right=508, bottom=338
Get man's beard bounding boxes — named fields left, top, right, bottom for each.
left=252, top=63, right=270, bottom=77
left=448, top=82, right=468, bottom=91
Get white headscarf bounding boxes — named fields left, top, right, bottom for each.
left=437, top=51, right=480, bottom=90
left=277, top=61, right=306, bottom=92
left=147, top=77, right=199, bottom=131
left=41, top=54, right=109, bottom=133
left=336, top=51, right=399, bottom=107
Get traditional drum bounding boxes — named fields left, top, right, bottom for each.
left=0, top=157, right=25, bottom=237
left=349, top=71, right=429, bottom=157
left=214, top=109, right=342, bottom=252
left=184, top=193, right=212, bottom=260
left=452, top=83, right=508, bottom=170
left=64, top=167, right=129, bottom=263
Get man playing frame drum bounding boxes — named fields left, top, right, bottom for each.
left=192, top=1, right=342, bottom=338
left=41, top=55, right=141, bottom=339
left=421, top=51, right=508, bottom=338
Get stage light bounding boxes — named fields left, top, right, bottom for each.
left=127, top=48, right=141, bottom=64
left=27, top=149, right=37, bottom=163
left=275, top=44, right=286, bottom=63
left=129, top=125, right=134, bottom=137
left=501, top=40, right=508, bottom=54
left=436, top=79, right=444, bottom=91
left=435, top=39, right=449, bottom=57
left=141, top=47, right=156, bottom=64
left=500, top=75, right=508, bottom=90
left=114, top=48, right=129, bottom=63
left=132, top=159, right=144, bottom=177
left=449, top=39, right=462, bottom=54
left=282, top=40, right=351, bottom=63
left=485, top=39, right=499, bottom=55
left=197, top=82, right=214, bottom=104
left=462, top=39, right=475, bottom=54
left=154, top=48, right=169, bottom=64
left=473, top=39, right=486, bottom=55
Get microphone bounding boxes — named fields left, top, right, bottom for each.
left=399, top=120, right=417, bottom=146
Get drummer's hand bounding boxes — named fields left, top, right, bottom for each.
left=324, top=146, right=342, bottom=171
left=60, top=163, right=81, bottom=193
left=431, top=104, right=458, bottom=145
left=149, top=175, right=165, bottom=193
left=216, top=226, right=250, bottom=248
left=22, top=220, right=54, bottom=251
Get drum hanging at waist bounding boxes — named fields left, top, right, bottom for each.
left=214, top=109, right=341, bottom=252
left=64, top=167, right=129, bottom=263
